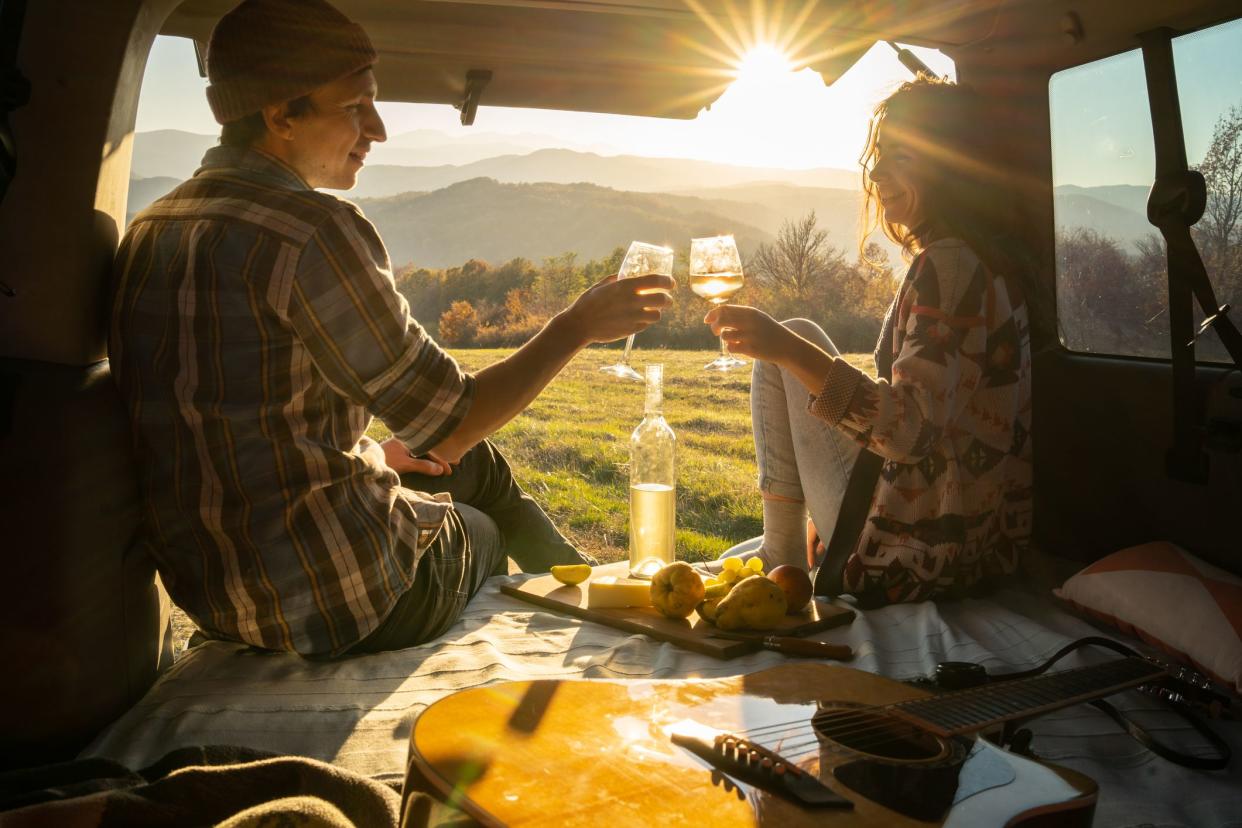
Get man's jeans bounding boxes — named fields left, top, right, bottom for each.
left=351, top=439, right=587, bottom=653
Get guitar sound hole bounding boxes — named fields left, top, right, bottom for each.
left=813, top=705, right=945, bottom=762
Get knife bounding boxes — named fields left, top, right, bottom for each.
left=709, top=630, right=853, bottom=660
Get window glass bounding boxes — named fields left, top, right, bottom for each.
left=1049, top=17, right=1242, bottom=363
left=1050, top=50, right=1166, bottom=358
left=1174, top=18, right=1242, bottom=364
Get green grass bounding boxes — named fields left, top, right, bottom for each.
left=369, top=348, right=873, bottom=565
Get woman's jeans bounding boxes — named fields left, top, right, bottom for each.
left=749, top=318, right=862, bottom=566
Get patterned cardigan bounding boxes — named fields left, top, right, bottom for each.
left=808, top=238, right=1032, bottom=603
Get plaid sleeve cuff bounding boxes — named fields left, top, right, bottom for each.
left=387, top=358, right=476, bottom=456
left=808, top=357, right=865, bottom=426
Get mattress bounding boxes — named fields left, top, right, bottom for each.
left=81, top=573, right=1242, bottom=827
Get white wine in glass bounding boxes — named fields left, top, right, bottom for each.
left=689, top=234, right=747, bottom=371
left=599, top=241, right=675, bottom=381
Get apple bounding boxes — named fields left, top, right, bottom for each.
left=767, top=565, right=813, bottom=614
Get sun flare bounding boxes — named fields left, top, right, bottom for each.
left=735, top=44, right=794, bottom=82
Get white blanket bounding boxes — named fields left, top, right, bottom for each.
left=82, top=575, right=1242, bottom=827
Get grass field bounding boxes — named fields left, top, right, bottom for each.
left=371, top=347, right=873, bottom=563
left=169, top=348, right=871, bottom=653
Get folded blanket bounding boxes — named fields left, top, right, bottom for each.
left=0, top=746, right=462, bottom=827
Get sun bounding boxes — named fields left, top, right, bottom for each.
left=735, top=44, right=794, bottom=83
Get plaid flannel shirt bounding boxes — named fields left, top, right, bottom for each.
left=110, top=146, right=475, bottom=655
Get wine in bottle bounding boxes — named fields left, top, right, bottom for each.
left=629, top=364, right=676, bottom=579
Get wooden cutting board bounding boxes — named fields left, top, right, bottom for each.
left=499, top=561, right=855, bottom=659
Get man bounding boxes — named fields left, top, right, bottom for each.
left=110, top=0, right=673, bottom=657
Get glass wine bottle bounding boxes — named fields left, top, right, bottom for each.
left=629, top=364, right=676, bottom=579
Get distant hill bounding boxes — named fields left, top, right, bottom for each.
left=355, top=178, right=776, bottom=268
left=126, top=176, right=182, bottom=221
left=130, top=129, right=849, bottom=192
left=674, top=182, right=869, bottom=242
left=132, top=130, right=217, bottom=179
left=356, top=181, right=1162, bottom=269
left=1052, top=184, right=1157, bottom=248
left=370, top=129, right=617, bottom=167
left=1054, top=184, right=1148, bottom=215
left=341, top=149, right=859, bottom=199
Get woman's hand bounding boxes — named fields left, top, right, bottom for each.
left=381, top=437, right=452, bottom=476
left=704, top=305, right=797, bottom=365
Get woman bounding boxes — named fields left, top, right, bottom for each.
left=707, top=78, right=1033, bottom=604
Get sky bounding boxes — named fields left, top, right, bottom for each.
left=136, top=16, right=1242, bottom=185
left=1051, top=17, right=1242, bottom=189
left=135, top=35, right=954, bottom=173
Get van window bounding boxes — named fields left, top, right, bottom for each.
left=1049, top=18, right=1242, bottom=363
left=1173, top=18, right=1242, bottom=364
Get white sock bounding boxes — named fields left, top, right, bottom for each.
left=760, top=498, right=808, bottom=569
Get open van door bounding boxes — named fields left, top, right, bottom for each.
left=0, top=2, right=1239, bottom=823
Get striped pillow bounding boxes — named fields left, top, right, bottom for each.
left=1055, top=542, right=1242, bottom=693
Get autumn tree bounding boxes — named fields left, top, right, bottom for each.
left=748, top=211, right=848, bottom=304
left=849, top=242, right=899, bottom=320
left=532, top=251, right=584, bottom=315
left=1056, top=228, right=1167, bottom=356
left=503, top=288, right=530, bottom=324
left=1195, top=105, right=1242, bottom=279
left=438, top=300, right=480, bottom=345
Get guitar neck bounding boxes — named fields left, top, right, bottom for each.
left=887, top=656, right=1165, bottom=737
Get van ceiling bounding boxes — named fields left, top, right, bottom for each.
left=160, top=0, right=1236, bottom=119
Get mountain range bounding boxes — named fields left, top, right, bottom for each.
left=127, top=129, right=1157, bottom=269
left=130, top=128, right=619, bottom=178
left=356, top=178, right=780, bottom=268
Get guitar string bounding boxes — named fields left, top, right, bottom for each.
left=774, top=725, right=934, bottom=757
left=774, top=722, right=941, bottom=757
left=713, top=668, right=1154, bottom=764
left=728, top=706, right=936, bottom=742
left=742, top=702, right=1032, bottom=752
left=725, top=682, right=1124, bottom=759
left=723, top=693, right=1052, bottom=756
left=716, top=718, right=951, bottom=760
left=777, top=722, right=963, bottom=760
left=729, top=712, right=904, bottom=748
left=728, top=672, right=1104, bottom=741
left=730, top=707, right=892, bottom=737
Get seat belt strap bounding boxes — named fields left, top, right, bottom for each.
left=1138, top=28, right=1242, bottom=484
left=1168, top=224, right=1242, bottom=362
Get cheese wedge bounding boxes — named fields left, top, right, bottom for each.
left=586, top=576, right=653, bottom=609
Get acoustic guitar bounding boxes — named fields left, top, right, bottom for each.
left=407, top=658, right=1167, bottom=826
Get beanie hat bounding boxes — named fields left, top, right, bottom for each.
left=205, top=0, right=378, bottom=125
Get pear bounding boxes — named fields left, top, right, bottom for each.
left=714, top=576, right=787, bottom=631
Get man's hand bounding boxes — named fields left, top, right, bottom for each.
left=704, top=304, right=798, bottom=364
left=426, top=271, right=674, bottom=462
left=559, top=272, right=676, bottom=346
left=381, top=437, right=452, bottom=476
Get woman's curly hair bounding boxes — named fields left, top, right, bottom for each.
left=859, top=77, right=1018, bottom=274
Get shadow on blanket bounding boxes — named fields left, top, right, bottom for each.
left=0, top=746, right=470, bottom=827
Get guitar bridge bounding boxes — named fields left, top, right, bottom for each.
left=670, top=731, right=853, bottom=809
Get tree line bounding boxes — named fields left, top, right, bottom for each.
left=395, top=209, right=901, bottom=353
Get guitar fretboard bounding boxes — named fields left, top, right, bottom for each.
left=888, top=656, right=1164, bottom=736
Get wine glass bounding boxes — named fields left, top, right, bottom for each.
left=599, top=241, right=675, bottom=381
left=689, top=234, right=746, bottom=371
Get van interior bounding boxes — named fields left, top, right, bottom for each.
left=1, top=0, right=1239, bottom=825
